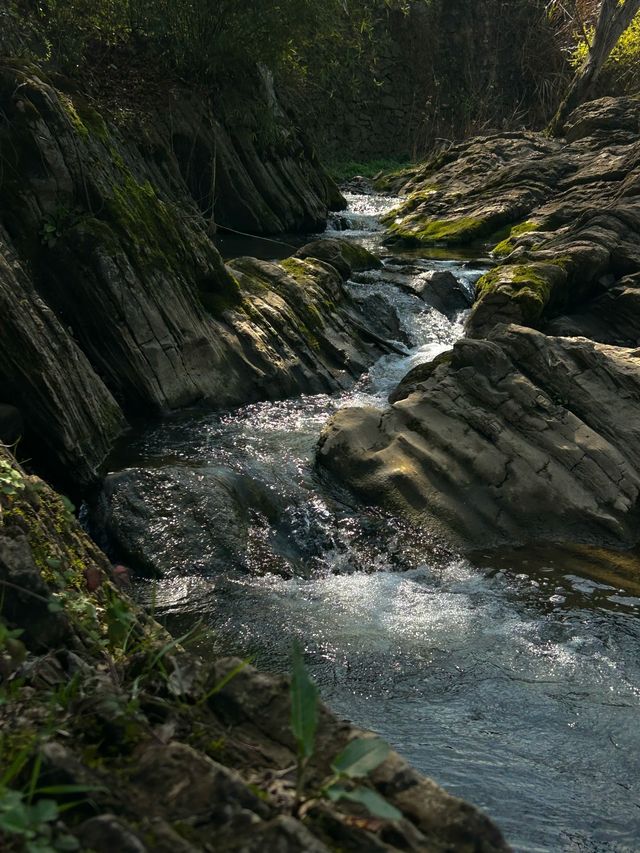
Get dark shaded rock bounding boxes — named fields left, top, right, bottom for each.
left=351, top=292, right=409, bottom=345
left=318, top=324, right=640, bottom=550
left=0, top=64, right=368, bottom=485
left=545, top=272, right=640, bottom=346
left=233, top=816, right=332, bottom=852
left=0, top=404, right=23, bottom=445
left=74, top=815, right=147, bottom=853
left=131, top=742, right=270, bottom=822
left=96, top=466, right=285, bottom=577
left=0, top=228, right=126, bottom=486
left=413, top=270, right=471, bottom=318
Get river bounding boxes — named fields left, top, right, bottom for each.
left=106, top=191, right=640, bottom=852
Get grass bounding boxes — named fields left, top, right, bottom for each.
left=325, top=157, right=413, bottom=184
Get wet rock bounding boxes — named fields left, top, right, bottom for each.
left=318, top=324, right=640, bottom=550
left=296, top=237, right=383, bottom=278
left=351, top=292, right=408, bottom=345
left=96, top=466, right=285, bottom=577
left=413, top=270, right=471, bottom=318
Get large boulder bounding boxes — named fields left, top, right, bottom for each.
left=94, top=466, right=287, bottom=577
left=318, top=324, right=640, bottom=550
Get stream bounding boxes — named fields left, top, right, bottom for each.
left=107, top=192, right=640, bottom=852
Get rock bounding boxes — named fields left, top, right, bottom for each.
left=0, top=64, right=372, bottom=484
left=388, top=351, right=453, bottom=403
left=413, top=270, right=471, bottom=318
left=318, top=324, right=640, bottom=550
left=208, top=658, right=509, bottom=852
left=0, top=404, right=23, bottom=445
left=563, top=96, right=640, bottom=143
left=545, top=272, right=640, bottom=346
left=74, top=815, right=147, bottom=853
left=131, top=742, right=270, bottom=822
left=350, top=292, right=409, bottom=345
left=234, top=816, right=331, bottom=852
left=382, top=97, right=640, bottom=336
left=0, top=228, right=126, bottom=486
left=295, top=237, right=383, bottom=278
left=95, top=466, right=286, bottom=577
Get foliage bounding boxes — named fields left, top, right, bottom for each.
left=326, top=158, right=413, bottom=183
left=290, top=640, right=318, bottom=800
left=571, top=8, right=640, bottom=91
left=289, top=642, right=401, bottom=821
left=0, top=747, right=103, bottom=853
left=23, top=0, right=413, bottom=92
left=0, top=788, right=79, bottom=852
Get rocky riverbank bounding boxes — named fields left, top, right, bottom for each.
left=319, top=97, right=640, bottom=551
left=0, top=448, right=509, bottom=852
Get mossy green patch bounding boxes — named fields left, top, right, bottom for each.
left=475, top=261, right=568, bottom=323
left=386, top=215, right=488, bottom=246
left=492, top=221, right=540, bottom=257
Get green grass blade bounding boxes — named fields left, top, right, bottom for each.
left=290, top=640, right=318, bottom=761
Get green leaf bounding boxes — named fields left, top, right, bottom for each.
left=327, top=784, right=403, bottom=821
left=30, top=799, right=58, bottom=823
left=0, top=804, right=31, bottom=834
left=34, top=785, right=106, bottom=796
left=290, top=640, right=318, bottom=761
left=331, top=737, right=390, bottom=778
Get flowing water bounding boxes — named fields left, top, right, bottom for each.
left=110, top=192, right=640, bottom=852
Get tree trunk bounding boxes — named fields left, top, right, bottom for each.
left=549, top=0, right=640, bottom=135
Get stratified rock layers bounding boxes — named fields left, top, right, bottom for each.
left=319, top=324, right=640, bottom=549
left=0, top=64, right=380, bottom=485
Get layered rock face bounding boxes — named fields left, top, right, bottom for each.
left=0, top=63, right=381, bottom=486
left=0, top=450, right=509, bottom=852
left=319, top=324, right=640, bottom=549
left=319, top=98, right=640, bottom=551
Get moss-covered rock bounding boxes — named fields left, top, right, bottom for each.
left=382, top=105, right=640, bottom=333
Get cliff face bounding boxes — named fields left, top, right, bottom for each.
left=0, top=61, right=377, bottom=487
